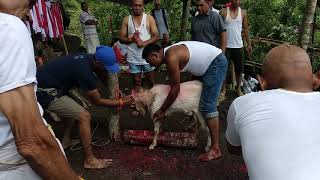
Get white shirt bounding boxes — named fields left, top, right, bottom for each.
left=0, top=13, right=46, bottom=171
left=226, top=89, right=320, bottom=180
left=127, top=13, right=151, bottom=65
left=164, top=41, right=222, bottom=76
left=80, top=11, right=98, bottom=38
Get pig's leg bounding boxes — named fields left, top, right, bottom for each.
left=149, top=121, right=161, bottom=149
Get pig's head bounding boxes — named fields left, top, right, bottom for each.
left=131, top=88, right=155, bottom=118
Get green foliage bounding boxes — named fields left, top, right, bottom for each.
left=62, top=0, right=320, bottom=69
left=61, top=0, right=82, bottom=37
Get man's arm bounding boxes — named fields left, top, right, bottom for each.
left=0, top=84, right=78, bottom=180
left=80, top=12, right=97, bottom=26
left=119, top=17, right=134, bottom=44
left=85, top=19, right=97, bottom=25
left=226, top=102, right=242, bottom=156
left=137, top=15, right=159, bottom=47
left=220, top=31, right=227, bottom=54
left=158, top=52, right=180, bottom=113
left=242, top=10, right=252, bottom=55
left=215, top=13, right=227, bottom=53
left=84, top=89, right=132, bottom=107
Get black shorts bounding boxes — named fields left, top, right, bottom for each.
left=226, top=48, right=243, bottom=74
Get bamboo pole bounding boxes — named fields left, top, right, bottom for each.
left=61, top=35, right=69, bottom=55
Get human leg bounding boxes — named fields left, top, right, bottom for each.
left=198, top=54, right=228, bottom=161
left=129, top=63, right=143, bottom=93
left=48, top=96, right=112, bottom=169
left=232, top=48, right=244, bottom=96
left=85, top=35, right=100, bottom=54
left=220, top=49, right=232, bottom=101
left=143, top=64, right=156, bottom=89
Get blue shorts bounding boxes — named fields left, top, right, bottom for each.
left=199, top=53, right=228, bottom=119
left=129, top=63, right=155, bottom=74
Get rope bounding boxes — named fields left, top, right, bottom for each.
left=69, top=120, right=111, bottom=152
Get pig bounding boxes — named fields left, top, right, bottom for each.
left=132, top=80, right=211, bottom=150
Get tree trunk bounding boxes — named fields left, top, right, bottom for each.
left=299, top=0, right=317, bottom=50
left=105, top=74, right=121, bottom=142
left=180, top=0, right=191, bottom=40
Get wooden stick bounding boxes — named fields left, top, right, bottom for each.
left=61, top=35, right=69, bottom=55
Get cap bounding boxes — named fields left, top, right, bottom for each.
left=95, top=46, right=120, bottom=73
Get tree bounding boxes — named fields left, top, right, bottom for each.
left=299, top=0, right=317, bottom=49
left=180, top=0, right=191, bottom=40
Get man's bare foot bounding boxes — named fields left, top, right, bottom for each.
left=198, top=148, right=221, bottom=161
left=84, top=157, right=112, bottom=169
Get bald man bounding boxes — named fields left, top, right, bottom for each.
left=0, top=0, right=78, bottom=179
left=226, top=44, right=320, bottom=180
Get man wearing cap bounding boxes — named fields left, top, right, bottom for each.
left=36, top=46, right=133, bottom=169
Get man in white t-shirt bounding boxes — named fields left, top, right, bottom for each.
left=0, top=0, right=78, bottom=179
left=80, top=2, right=99, bottom=53
left=226, top=44, right=320, bottom=180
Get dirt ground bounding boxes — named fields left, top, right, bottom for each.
left=56, top=72, right=248, bottom=180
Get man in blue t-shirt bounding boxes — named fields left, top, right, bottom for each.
left=37, top=46, right=133, bottom=169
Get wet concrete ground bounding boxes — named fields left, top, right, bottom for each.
left=54, top=72, right=248, bottom=180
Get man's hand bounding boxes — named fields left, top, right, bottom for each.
left=0, top=84, right=78, bottom=179
left=128, top=35, right=134, bottom=43
left=133, top=31, right=140, bottom=41
left=136, top=39, right=147, bottom=48
left=123, top=95, right=134, bottom=105
left=153, top=109, right=165, bottom=122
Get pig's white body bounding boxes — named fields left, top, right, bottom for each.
left=134, top=80, right=211, bottom=150
left=150, top=81, right=202, bottom=117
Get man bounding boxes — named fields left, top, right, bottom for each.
left=36, top=46, right=133, bottom=169
left=152, top=0, right=170, bottom=47
left=226, top=44, right=320, bottom=180
left=80, top=2, right=99, bottom=53
left=0, top=0, right=78, bottom=179
left=119, top=0, right=159, bottom=93
left=220, top=0, right=252, bottom=97
left=191, top=0, right=227, bottom=53
left=142, top=41, right=228, bottom=161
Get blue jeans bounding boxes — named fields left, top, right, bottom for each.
left=199, top=53, right=228, bottom=119
left=129, top=63, right=155, bottom=74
